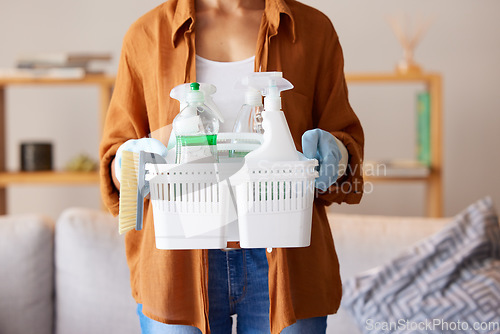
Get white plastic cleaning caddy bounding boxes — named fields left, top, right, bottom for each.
left=145, top=73, right=318, bottom=249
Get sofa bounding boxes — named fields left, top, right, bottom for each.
left=0, top=208, right=140, bottom=334
left=0, top=197, right=498, bottom=334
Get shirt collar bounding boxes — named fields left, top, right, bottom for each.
left=170, top=0, right=296, bottom=47
left=170, top=0, right=196, bottom=47
left=264, top=0, right=296, bottom=41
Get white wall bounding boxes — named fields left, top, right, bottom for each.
left=1, top=0, right=499, bottom=219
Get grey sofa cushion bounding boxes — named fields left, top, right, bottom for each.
left=0, top=214, right=54, bottom=334
left=328, top=212, right=451, bottom=334
left=55, top=208, right=140, bottom=334
left=342, top=197, right=500, bottom=334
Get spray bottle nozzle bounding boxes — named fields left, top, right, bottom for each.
left=235, top=72, right=293, bottom=111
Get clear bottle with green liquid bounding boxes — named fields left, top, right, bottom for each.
left=170, top=82, right=223, bottom=164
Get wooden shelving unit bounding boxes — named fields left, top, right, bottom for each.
left=345, top=72, right=443, bottom=217
left=0, top=171, right=100, bottom=186
left=0, top=74, right=114, bottom=214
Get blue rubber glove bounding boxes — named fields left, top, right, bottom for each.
left=302, top=129, right=342, bottom=191
left=114, top=138, right=168, bottom=183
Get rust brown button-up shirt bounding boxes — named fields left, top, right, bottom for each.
left=99, top=0, right=364, bottom=333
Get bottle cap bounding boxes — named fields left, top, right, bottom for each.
left=186, top=82, right=205, bottom=104
left=245, top=89, right=263, bottom=106
left=170, top=82, right=224, bottom=122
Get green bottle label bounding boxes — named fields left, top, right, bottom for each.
left=175, top=134, right=218, bottom=164
left=177, top=134, right=217, bottom=146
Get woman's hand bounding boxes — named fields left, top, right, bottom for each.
left=112, top=138, right=168, bottom=190
left=302, top=129, right=342, bottom=191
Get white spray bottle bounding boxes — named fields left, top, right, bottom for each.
left=170, top=82, right=224, bottom=164
left=243, top=72, right=300, bottom=162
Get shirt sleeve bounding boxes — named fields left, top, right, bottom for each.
left=99, top=32, right=150, bottom=216
left=333, top=136, right=348, bottom=179
left=313, top=25, right=364, bottom=206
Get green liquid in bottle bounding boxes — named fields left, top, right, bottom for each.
left=176, top=134, right=218, bottom=163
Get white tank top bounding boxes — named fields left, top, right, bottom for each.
left=195, top=55, right=255, bottom=132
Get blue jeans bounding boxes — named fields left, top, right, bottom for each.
left=137, top=249, right=327, bottom=333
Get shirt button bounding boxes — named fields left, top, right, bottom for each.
left=267, top=248, right=273, bottom=253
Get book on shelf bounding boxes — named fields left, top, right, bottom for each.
left=417, top=91, right=431, bottom=166
left=17, top=52, right=112, bottom=66
left=364, top=159, right=430, bottom=178
left=15, top=52, right=112, bottom=76
left=17, top=61, right=91, bottom=70
left=0, top=67, right=86, bottom=79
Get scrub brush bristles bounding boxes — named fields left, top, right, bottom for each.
left=118, top=150, right=139, bottom=234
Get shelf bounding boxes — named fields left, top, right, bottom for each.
left=363, top=160, right=430, bottom=183
left=364, top=159, right=430, bottom=177
left=345, top=72, right=440, bottom=83
left=0, top=74, right=115, bottom=86
left=364, top=175, right=430, bottom=183
left=0, top=171, right=99, bottom=186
